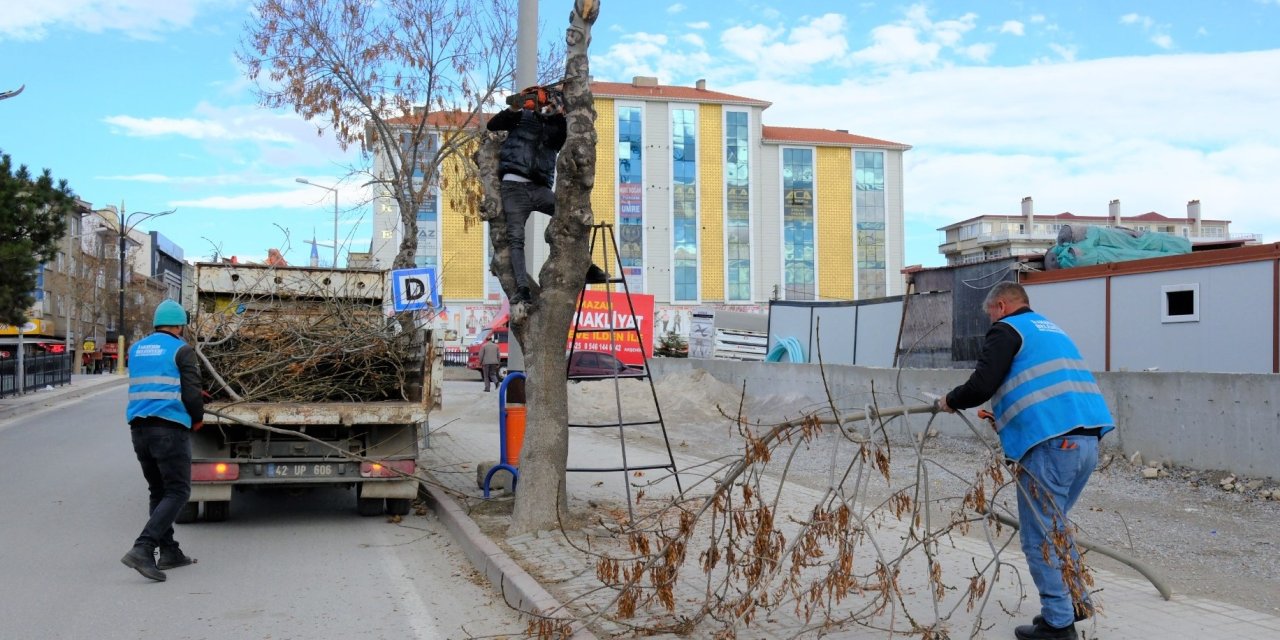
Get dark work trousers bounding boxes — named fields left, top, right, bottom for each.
left=501, top=180, right=556, bottom=289
left=483, top=363, right=500, bottom=391
left=130, top=425, right=192, bottom=552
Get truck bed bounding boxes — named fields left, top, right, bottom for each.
left=206, top=401, right=428, bottom=426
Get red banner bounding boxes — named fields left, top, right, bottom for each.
left=569, top=290, right=654, bottom=365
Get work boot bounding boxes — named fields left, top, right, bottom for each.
left=157, top=547, right=196, bottom=570
left=121, top=546, right=166, bottom=582
left=1032, top=606, right=1091, bottom=628
left=511, top=286, right=532, bottom=304
left=1014, top=620, right=1077, bottom=640
left=585, top=264, right=611, bottom=284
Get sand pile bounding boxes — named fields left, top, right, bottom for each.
left=567, top=368, right=747, bottom=428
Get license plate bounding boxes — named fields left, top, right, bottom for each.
left=266, top=463, right=337, bottom=478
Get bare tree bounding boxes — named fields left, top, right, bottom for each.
left=239, top=0, right=541, bottom=268
left=473, top=0, right=600, bottom=535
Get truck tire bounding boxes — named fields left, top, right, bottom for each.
left=358, top=497, right=385, bottom=517
left=386, top=498, right=411, bottom=516
left=175, top=502, right=198, bottom=524
left=203, top=500, right=230, bottom=522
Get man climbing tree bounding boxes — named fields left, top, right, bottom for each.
left=476, top=0, right=602, bottom=535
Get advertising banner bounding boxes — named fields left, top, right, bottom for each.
left=569, top=290, right=654, bottom=365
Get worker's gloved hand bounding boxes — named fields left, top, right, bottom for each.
left=192, top=421, right=204, bottom=432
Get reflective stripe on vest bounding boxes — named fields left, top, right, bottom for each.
left=125, top=332, right=192, bottom=428
left=991, top=312, right=1114, bottom=461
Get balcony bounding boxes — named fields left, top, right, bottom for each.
left=976, top=231, right=1059, bottom=246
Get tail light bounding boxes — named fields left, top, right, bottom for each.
left=192, top=462, right=240, bottom=481
left=360, top=460, right=416, bottom=478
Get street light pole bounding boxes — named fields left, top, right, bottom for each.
left=296, top=178, right=340, bottom=268
left=98, top=204, right=174, bottom=375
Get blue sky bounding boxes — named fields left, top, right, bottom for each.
left=2, top=0, right=1278, bottom=270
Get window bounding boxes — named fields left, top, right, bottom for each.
left=1161, top=283, right=1199, bottom=323
left=618, top=105, right=645, bottom=292
left=725, top=110, right=751, bottom=301
left=855, top=150, right=886, bottom=298
left=782, top=147, right=815, bottom=300
left=672, top=108, right=698, bottom=302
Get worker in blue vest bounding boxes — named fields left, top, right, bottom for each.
left=120, top=299, right=204, bottom=582
left=938, top=281, right=1114, bottom=640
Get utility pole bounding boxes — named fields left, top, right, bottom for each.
left=97, top=203, right=174, bottom=375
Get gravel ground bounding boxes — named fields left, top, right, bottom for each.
left=569, top=369, right=1280, bottom=616
left=451, top=363, right=1280, bottom=614
left=660, top=378, right=1280, bottom=614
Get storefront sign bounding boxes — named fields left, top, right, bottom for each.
left=569, top=290, right=654, bottom=365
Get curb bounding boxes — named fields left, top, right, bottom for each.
left=419, top=484, right=599, bottom=640
left=0, top=377, right=129, bottom=422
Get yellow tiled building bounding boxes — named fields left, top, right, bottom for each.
left=369, top=77, right=910, bottom=332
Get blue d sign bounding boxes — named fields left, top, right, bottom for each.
left=390, top=267, right=439, bottom=312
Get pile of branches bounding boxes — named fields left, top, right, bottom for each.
left=195, top=295, right=418, bottom=403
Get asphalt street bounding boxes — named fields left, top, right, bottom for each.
left=0, top=385, right=526, bottom=640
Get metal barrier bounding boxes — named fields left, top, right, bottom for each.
left=443, top=347, right=469, bottom=367
left=0, top=354, right=73, bottom=398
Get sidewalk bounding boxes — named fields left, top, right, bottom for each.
left=0, top=373, right=127, bottom=423
left=422, top=376, right=1280, bottom=639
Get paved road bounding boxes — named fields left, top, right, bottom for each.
left=0, top=386, right=526, bottom=640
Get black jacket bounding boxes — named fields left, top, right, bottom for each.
left=944, top=307, right=1031, bottom=410
left=487, top=108, right=566, bottom=188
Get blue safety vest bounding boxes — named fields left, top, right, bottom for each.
left=991, top=312, right=1114, bottom=461
left=126, top=332, right=192, bottom=428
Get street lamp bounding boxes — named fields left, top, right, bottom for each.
left=95, top=205, right=174, bottom=375
left=296, top=178, right=339, bottom=268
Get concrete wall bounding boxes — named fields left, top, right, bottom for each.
left=648, top=358, right=1280, bottom=479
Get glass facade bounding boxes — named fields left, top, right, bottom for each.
left=401, top=132, right=439, bottom=269
left=618, top=106, right=644, bottom=291
left=782, top=147, right=815, bottom=300
left=672, top=108, right=698, bottom=302
left=855, top=150, right=886, bottom=298
left=725, top=111, right=751, bottom=301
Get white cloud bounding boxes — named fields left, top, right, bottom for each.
left=962, top=43, right=996, bottom=63
left=0, top=0, right=214, bottom=41
left=1029, top=14, right=1046, bottom=24
left=1120, top=13, right=1154, bottom=29
left=667, top=3, right=686, bottom=15
left=1000, top=20, right=1025, bottom=36
left=852, top=4, right=994, bottom=69
left=1034, top=42, right=1078, bottom=64
left=1120, top=12, right=1175, bottom=50
left=721, top=13, right=850, bottom=76
left=687, top=21, right=710, bottom=30
left=596, top=31, right=714, bottom=82
left=171, top=182, right=371, bottom=211
left=104, top=115, right=291, bottom=143
left=724, top=49, right=1280, bottom=262
left=681, top=33, right=705, bottom=47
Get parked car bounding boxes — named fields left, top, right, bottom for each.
left=567, top=350, right=645, bottom=380
left=466, top=326, right=508, bottom=379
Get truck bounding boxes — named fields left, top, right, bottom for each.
left=184, top=263, right=440, bottom=522
left=465, top=313, right=509, bottom=379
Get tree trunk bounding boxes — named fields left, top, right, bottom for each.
left=502, top=0, right=600, bottom=536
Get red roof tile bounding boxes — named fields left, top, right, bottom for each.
left=762, top=125, right=911, bottom=149
left=590, top=81, right=771, bottom=107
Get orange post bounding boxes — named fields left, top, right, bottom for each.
left=504, top=404, right=527, bottom=467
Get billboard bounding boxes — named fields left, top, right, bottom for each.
left=569, top=290, right=654, bottom=365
